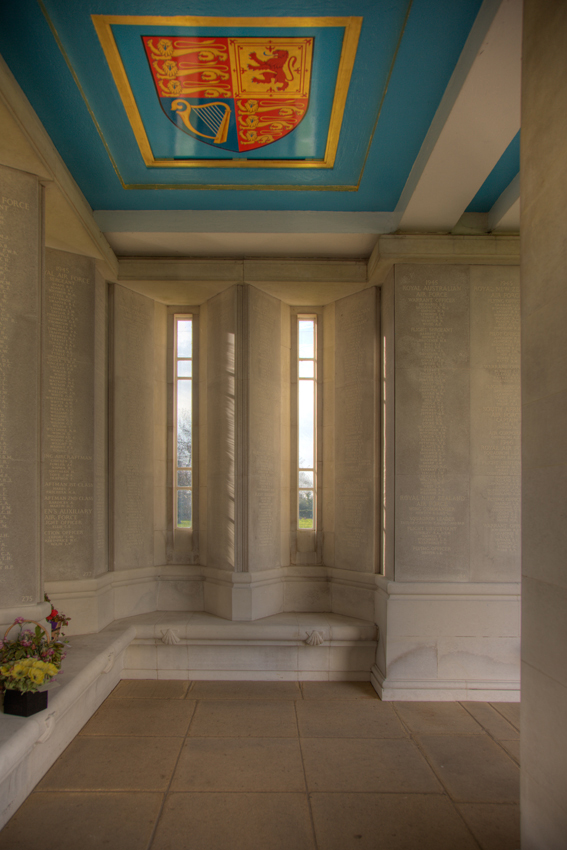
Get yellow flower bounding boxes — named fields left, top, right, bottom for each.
left=20, top=658, right=34, bottom=667
left=46, top=664, right=59, bottom=676
left=32, top=660, right=47, bottom=670
left=11, top=663, right=26, bottom=679
left=27, top=668, right=45, bottom=685
left=0, top=665, right=10, bottom=676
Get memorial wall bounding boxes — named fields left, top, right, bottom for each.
left=334, top=287, right=379, bottom=572
left=374, top=263, right=521, bottom=700
left=42, top=249, right=107, bottom=581
left=0, top=166, right=42, bottom=617
left=393, top=264, right=520, bottom=582
left=111, top=284, right=155, bottom=571
left=246, top=285, right=282, bottom=572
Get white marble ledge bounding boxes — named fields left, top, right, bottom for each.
left=0, top=627, right=134, bottom=756
left=0, top=626, right=134, bottom=828
left=106, top=610, right=377, bottom=643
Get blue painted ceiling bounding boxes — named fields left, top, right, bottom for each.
left=0, top=0, right=519, bottom=214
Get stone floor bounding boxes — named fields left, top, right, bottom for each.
left=0, top=681, right=520, bottom=850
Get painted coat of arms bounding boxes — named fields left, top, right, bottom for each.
left=143, top=36, right=313, bottom=153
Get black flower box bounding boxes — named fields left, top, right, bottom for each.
left=3, top=689, right=48, bottom=717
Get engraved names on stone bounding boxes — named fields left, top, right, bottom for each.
left=470, top=268, right=520, bottom=579
left=395, top=266, right=470, bottom=580
left=112, top=286, right=155, bottom=569
left=43, top=250, right=96, bottom=580
left=0, top=166, right=40, bottom=605
left=335, top=288, right=377, bottom=571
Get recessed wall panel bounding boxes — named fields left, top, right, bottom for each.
left=0, top=166, right=41, bottom=605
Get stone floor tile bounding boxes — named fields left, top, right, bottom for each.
left=301, top=737, right=442, bottom=793
left=393, top=701, right=485, bottom=735
left=457, top=803, right=521, bottom=850
left=490, top=702, right=521, bottom=731
left=416, top=735, right=520, bottom=803
left=109, top=679, right=189, bottom=699
left=0, top=792, right=162, bottom=850
left=37, top=736, right=183, bottom=791
left=301, top=681, right=377, bottom=700
left=80, top=698, right=195, bottom=737
left=461, top=702, right=520, bottom=740
left=190, top=680, right=302, bottom=700
left=310, top=793, right=479, bottom=850
left=499, top=739, right=520, bottom=764
left=172, top=737, right=306, bottom=792
left=296, top=699, right=408, bottom=739
left=152, top=793, right=316, bottom=850
left=189, top=700, right=297, bottom=737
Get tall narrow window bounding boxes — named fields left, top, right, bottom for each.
left=298, top=316, right=317, bottom=529
left=175, top=316, right=192, bottom=528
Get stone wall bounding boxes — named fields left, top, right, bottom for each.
left=374, top=264, right=521, bottom=700
left=42, top=249, right=107, bottom=581
left=521, top=0, right=567, bottom=843
left=0, top=165, right=44, bottom=625
left=111, top=284, right=155, bottom=571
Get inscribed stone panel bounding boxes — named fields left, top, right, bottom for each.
left=394, top=265, right=470, bottom=581
left=470, top=266, right=521, bottom=580
left=43, top=249, right=98, bottom=580
left=0, top=167, right=41, bottom=605
left=334, top=288, right=377, bottom=572
left=112, top=285, right=155, bottom=569
left=247, top=286, right=281, bottom=571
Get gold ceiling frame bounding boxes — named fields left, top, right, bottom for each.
left=91, top=15, right=362, bottom=169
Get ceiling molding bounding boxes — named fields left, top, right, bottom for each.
left=94, top=210, right=397, bottom=234
left=367, top=233, right=520, bottom=283
left=0, top=55, right=118, bottom=275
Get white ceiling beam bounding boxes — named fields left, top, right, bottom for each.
left=397, top=0, right=522, bottom=233
left=488, top=173, right=520, bottom=231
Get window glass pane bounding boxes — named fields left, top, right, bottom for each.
left=177, top=380, right=192, bottom=468
left=298, top=380, right=314, bottom=469
left=298, top=320, right=314, bottom=359
left=177, top=360, right=192, bottom=377
left=177, top=490, right=192, bottom=528
left=298, top=491, right=314, bottom=528
left=299, top=361, right=314, bottom=378
left=177, top=469, right=192, bottom=487
left=299, top=470, right=314, bottom=487
left=177, top=320, right=192, bottom=357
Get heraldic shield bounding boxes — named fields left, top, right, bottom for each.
left=143, top=36, right=313, bottom=153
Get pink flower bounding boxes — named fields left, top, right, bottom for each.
left=14, top=617, right=25, bottom=624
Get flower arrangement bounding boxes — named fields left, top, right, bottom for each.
left=44, top=593, right=71, bottom=637
left=0, top=618, right=67, bottom=694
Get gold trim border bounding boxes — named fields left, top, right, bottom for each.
left=91, top=15, right=362, bottom=169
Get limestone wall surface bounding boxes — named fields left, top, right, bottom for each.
left=521, top=0, right=567, bottom=844
left=0, top=165, right=43, bottom=622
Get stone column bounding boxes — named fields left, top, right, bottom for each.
left=0, top=165, right=49, bottom=629
left=42, top=249, right=108, bottom=582
left=203, top=284, right=284, bottom=619
left=521, top=1, right=567, bottom=844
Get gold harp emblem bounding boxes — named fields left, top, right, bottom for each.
left=171, top=99, right=230, bottom=144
